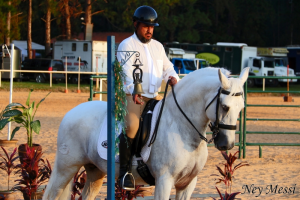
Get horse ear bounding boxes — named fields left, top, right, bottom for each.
left=239, top=67, right=250, bottom=85
left=218, top=69, right=230, bottom=89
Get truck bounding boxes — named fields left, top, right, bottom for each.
left=165, top=47, right=208, bottom=74
left=164, top=42, right=296, bottom=86
left=287, top=46, right=300, bottom=76
left=241, top=46, right=277, bottom=86
left=53, top=40, right=107, bottom=83
left=256, top=47, right=296, bottom=84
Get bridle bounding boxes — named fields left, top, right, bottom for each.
left=148, top=81, right=243, bottom=147
left=204, top=87, right=243, bottom=143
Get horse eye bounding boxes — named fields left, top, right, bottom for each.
left=222, top=105, right=229, bottom=112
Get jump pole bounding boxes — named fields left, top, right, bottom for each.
left=7, top=44, right=14, bottom=140
left=107, top=36, right=116, bottom=200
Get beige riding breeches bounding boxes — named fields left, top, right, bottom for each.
left=125, top=95, right=163, bottom=139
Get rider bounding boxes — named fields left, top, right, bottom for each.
left=117, top=5, right=180, bottom=190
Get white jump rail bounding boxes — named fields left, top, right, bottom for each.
left=0, top=69, right=107, bottom=89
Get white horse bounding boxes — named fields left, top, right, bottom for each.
left=43, top=67, right=249, bottom=200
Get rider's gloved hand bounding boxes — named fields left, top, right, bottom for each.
left=132, top=94, right=144, bottom=105
left=168, top=76, right=177, bottom=86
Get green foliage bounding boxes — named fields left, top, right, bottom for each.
left=0, top=0, right=21, bottom=42
left=114, top=60, right=127, bottom=154
left=0, top=90, right=50, bottom=147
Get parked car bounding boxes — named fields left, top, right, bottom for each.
left=21, top=58, right=65, bottom=83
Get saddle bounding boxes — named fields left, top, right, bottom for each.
left=132, top=99, right=159, bottom=186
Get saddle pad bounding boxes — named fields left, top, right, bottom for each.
left=97, top=100, right=161, bottom=165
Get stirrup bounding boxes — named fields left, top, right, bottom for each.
left=121, top=172, right=135, bottom=191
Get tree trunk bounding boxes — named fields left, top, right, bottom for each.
left=64, top=0, right=71, bottom=40
left=27, top=0, right=32, bottom=59
left=45, top=0, right=51, bottom=56
left=85, top=0, right=92, bottom=24
left=5, top=1, right=11, bottom=46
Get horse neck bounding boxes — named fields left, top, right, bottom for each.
left=162, top=77, right=219, bottom=145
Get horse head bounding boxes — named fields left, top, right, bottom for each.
left=205, top=67, right=249, bottom=151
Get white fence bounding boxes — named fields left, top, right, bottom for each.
left=0, top=69, right=107, bottom=91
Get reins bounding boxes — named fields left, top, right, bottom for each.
left=148, top=80, right=170, bottom=147
left=170, top=84, right=209, bottom=143
left=148, top=80, right=243, bottom=147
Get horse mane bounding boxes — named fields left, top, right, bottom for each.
left=183, top=67, right=244, bottom=97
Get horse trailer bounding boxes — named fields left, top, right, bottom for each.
left=53, top=40, right=107, bottom=83
left=0, top=45, right=22, bottom=80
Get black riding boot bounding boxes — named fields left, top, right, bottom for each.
left=118, top=133, right=135, bottom=190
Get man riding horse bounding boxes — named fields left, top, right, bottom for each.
left=117, top=5, right=179, bottom=190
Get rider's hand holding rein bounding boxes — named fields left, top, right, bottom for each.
left=168, top=76, right=177, bottom=86
left=133, top=94, right=144, bottom=105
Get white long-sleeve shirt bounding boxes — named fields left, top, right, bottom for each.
left=117, top=33, right=180, bottom=98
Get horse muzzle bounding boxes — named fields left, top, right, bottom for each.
left=214, top=132, right=235, bottom=151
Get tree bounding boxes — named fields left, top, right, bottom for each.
left=45, top=0, right=52, bottom=55
left=27, top=0, right=32, bottom=59
left=41, top=0, right=57, bottom=56
left=57, top=0, right=82, bottom=40
left=0, top=0, right=20, bottom=45
left=64, top=0, right=71, bottom=39
left=85, top=0, right=91, bottom=24
left=6, top=1, right=11, bottom=46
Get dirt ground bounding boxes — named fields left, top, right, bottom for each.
left=0, top=91, right=299, bottom=200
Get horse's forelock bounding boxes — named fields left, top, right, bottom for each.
left=228, top=78, right=244, bottom=98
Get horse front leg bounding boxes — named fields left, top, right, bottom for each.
left=175, top=176, right=197, bottom=200
left=154, top=175, right=174, bottom=200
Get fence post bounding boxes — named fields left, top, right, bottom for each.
left=239, top=111, right=242, bottom=159
left=65, top=57, right=68, bottom=93
left=100, top=78, right=106, bottom=101
left=77, top=57, right=81, bottom=93
left=50, top=73, right=52, bottom=87
left=96, top=57, right=99, bottom=89
left=88, top=76, right=93, bottom=101
left=243, top=81, right=248, bottom=158
left=107, top=36, right=115, bottom=200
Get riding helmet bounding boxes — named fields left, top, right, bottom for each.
left=133, top=5, right=159, bottom=26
